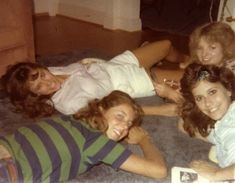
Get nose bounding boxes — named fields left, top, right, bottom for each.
left=43, top=80, right=50, bottom=85
left=204, top=97, right=213, bottom=108
left=41, top=79, right=52, bottom=89
left=202, top=49, right=210, bottom=59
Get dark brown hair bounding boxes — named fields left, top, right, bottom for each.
left=180, top=63, right=235, bottom=137
left=1, top=62, right=54, bottom=118
left=189, top=22, right=235, bottom=64
left=74, top=90, right=144, bottom=132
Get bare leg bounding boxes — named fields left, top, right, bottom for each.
left=151, top=67, right=184, bottom=84
left=165, top=45, right=189, bottom=64
left=142, top=103, right=179, bottom=117
left=132, top=40, right=187, bottom=103
left=132, top=40, right=172, bottom=72
left=132, top=40, right=189, bottom=72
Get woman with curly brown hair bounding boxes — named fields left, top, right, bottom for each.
left=1, top=39, right=184, bottom=118
left=180, top=63, right=235, bottom=182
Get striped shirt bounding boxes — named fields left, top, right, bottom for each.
left=207, top=101, right=235, bottom=168
left=0, top=115, right=132, bottom=182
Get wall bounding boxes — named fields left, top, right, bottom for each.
left=103, top=0, right=141, bottom=31
left=33, top=0, right=59, bottom=16
left=33, top=0, right=49, bottom=14
left=33, top=0, right=141, bottom=32
left=218, top=0, right=235, bottom=30
left=58, top=0, right=105, bottom=25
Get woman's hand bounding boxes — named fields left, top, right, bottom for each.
left=125, top=127, right=149, bottom=145
left=191, top=160, right=235, bottom=181
left=80, top=58, right=105, bottom=65
left=190, top=160, right=219, bottom=180
left=154, top=82, right=184, bottom=104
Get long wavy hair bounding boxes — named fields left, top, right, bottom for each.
left=180, top=63, right=235, bottom=137
left=1, top=62, right=54, bottom=118
left=74, top=90, right=144, bottom=132
left=189, top=22, right=235, bottom=64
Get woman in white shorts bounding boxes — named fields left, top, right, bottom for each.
left=2, top=40, right=186, bottom=118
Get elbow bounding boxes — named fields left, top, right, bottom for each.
left=155, top=166, right=167, bottom=179
left=148, top=164, right=167, bottom=179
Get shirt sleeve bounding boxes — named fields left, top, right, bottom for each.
left=53, top=96, right=88, bottom=115
left=83, top=134, right=132, bottom=170
left=222, top=127, right=235, bottom=166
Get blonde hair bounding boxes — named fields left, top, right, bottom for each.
left=189, top=22, right=235, bottom=64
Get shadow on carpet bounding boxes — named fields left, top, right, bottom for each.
left=0, top=49, right=211, bottom=183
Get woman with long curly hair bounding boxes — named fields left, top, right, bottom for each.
left=180, top=63, right=235, bottom=181
left=1, top=39, right=183, bottom=118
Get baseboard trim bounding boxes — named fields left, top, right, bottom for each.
left=34, top=12, right=49, bottom=17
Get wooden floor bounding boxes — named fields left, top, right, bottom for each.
left=34, top=15, right=189, bottom=57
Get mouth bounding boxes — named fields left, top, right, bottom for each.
left=207, top=106, right=218, bottom=114
left=202, top=58, right=211, bottom=63
left=113, top=128, right=121, bottom=136
left=209, top=108, right=217, bottom=113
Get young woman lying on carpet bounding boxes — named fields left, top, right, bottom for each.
left=0, top=90, right=166, bottom=182
left=152, top=22, right=235, bottom=104
left=1, top=40, right=187, bottom=118
left=180, top=63, right=235, bottom=181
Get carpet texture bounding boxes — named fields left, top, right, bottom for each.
left=0, top=49, right=211, bottom=183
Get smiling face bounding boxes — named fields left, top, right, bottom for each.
left=196, top=37, right=224, bottom=67
left=28, top=68, right=62, bottom=96
left=192, top=80, right=231, bottom=120
left=102, top=103, right=135, bottom=141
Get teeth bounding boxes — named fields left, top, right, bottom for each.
left=209, top=108, right=217, bottom=113
left=113, top=129, right=121, bottom=136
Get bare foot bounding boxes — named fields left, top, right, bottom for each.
left=160, top=103, right=180, bottom=116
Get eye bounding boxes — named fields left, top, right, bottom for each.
left=40, top=71, right=46, bottom=78
left=194, top=96, right=202, bottom=102
left=116, top=113, right=124, bottom=120
left=197, top=46, right=202, bottom=51
left=30, top=71, right=39, bottom=81
left=210, top=45, right=216, bottom=50
left=208, top=89, right=217, bottom=95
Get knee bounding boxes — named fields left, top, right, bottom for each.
left=161, top=40, right=172, bottom=49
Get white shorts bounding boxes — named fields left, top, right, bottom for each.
left=102, top=51, right=155, bottom=98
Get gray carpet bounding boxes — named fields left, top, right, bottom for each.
left=0, top=49, right=211, bottom=183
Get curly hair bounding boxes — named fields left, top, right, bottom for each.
left=180, top=63, right=235, bottom=137
left=189, top=22, right=235, bottom=64
left=74, top=90, right=144, bottom=132
left=1, top=62, right=54, bottom=118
